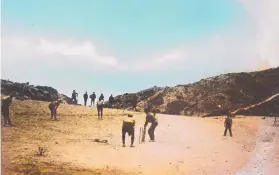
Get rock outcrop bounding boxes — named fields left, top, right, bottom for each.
left=1, top=80, right=72, bottom=104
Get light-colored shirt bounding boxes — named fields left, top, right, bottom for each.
left=1, top=96, right=13, bottom=108
left=97, top=100, right=104, bottom=106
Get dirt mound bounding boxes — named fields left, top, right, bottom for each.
left=1, top=79, right=72, bottom=104
left=112, top=67, right=279, bottom=116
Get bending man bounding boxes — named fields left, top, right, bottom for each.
left=144, top=108, right=158, bottom=142
left=49, top=100, right=62, bottom=120
left=122, top=114, right=135, bottom=147
left=1, top=92, right=16, bottom=127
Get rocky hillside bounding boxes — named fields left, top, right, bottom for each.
left=1, top=80, right=72, bottom=104
left=104, top=86, right=164, bottom=109
left=110, top=67, right=279, bottom=116
left=234, top=93, right=279, bottom=116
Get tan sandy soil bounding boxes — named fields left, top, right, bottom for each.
left=1, top=100, right=278, bottom=174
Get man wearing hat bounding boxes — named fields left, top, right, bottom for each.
left=48, top=99, right=63, bottom=120
left=1, top=92, right=16, bottom=127
left=122, top=113, right=136, bottom=147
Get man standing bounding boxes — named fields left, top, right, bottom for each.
left=83, top=91, right=88, bottom=106
left=21, top=82, right=29, bottom=99
left=122, top=114, right=135, bottom=147
left=132, top=95, right=138, bottom=111
left=97, top=97, right=104, bottom=120
left=143, top=108, right=158, bottom=142
left=90, top=92, right=96, bottom=106
left=1, top=92, right=16, bottom=127
left=109, top=94, right=114, bottom=108
left=99, top=93, right=104, bottom=101
left=48, top=100, right=62, bottom=120
left=72, top=90, right=78, bottom=104
left=224, top=112, right=233, bottom=137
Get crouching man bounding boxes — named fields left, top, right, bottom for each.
left=48, top=100, right=62, bottom=120
left=122, top=114, right=135, bottom=147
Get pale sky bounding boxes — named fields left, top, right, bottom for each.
left=1, top=0, right=279, bottom=102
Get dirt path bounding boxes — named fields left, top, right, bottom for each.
left=2, top=100, right=275, bottom=175
left=234, top=118, right=279, bottom=175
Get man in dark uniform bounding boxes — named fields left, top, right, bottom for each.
left=144, top=108, right=158, bottom=142
left=72, top=90, right=78, bottom=104
left=90, top=92, right=96, bottom=106
left=122, top=113, right=135, bottom=147
left=224, top=112, right=233, bottom=137
left=132, top=95, right=138, bottom=111
left=99, top=93, right=104, bottom=101
left=1, top=92, right=16, bottom=127
left=83, top=91, right=88, bottom=106
left=109, top=94, right=114, bottom=108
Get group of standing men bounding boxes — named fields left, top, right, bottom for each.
left=81, top=91, right=97, bottom=106
left=72, top=90, right=114, bottom=107
left=71, top=90, right=106, bottom=119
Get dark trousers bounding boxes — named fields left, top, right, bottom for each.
left=91, top=99, right=95, bottom=106
left=2, top=106, right=12, bottom=125
left=224, top=126, right=232, bottom=136
left=122, top=124, right=134, bottom=145
left=109, top=102, right=112, bottom=108
left=97, top=105, right=103, bottom=119
left=148, top=122, right=158, bottom=141
left=72, top=97, right=77, bottom=104
left=84, top=99, right=87, bottom=106
left=50, top=108, right=57, bottom=120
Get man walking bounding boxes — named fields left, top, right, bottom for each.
left=1, top=92, right=16, bottom=127
left=143, top=108, right=158, bottom=142
left=90, top=92, right=96, bottom=106
left=224, top=112, right=233, bottom=137
left=83, top=91, right=88, bottom=106
left=122, top=114, right=135, bottom=147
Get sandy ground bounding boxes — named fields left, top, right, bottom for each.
left=1, top=100, right=279, bottom=175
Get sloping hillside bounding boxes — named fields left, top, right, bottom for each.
left=234, top=93, right=279, bottom=116
left=104, top=86, right=164, bottom=109
left=111, top=67, right=279, bottom=116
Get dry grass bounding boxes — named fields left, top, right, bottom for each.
left=2, top=99, right=140, bottom=175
